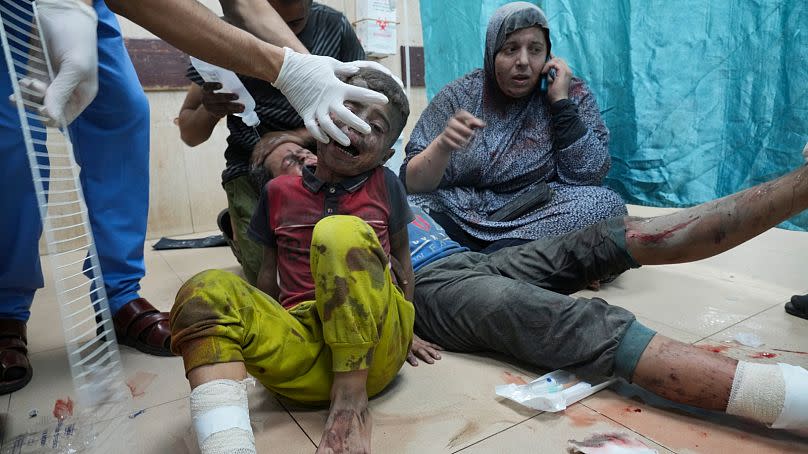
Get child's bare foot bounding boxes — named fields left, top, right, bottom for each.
left=316, top=370, right=372, bottom=454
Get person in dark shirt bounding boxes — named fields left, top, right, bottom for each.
left=178, top=0, right=366, bottom=285
left=171, top=69, right=437, bottom=454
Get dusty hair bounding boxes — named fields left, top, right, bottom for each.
left=342, top=68, right=409, bottom=148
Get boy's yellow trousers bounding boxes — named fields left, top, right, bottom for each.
left=170, top=215, right=414, bottom=403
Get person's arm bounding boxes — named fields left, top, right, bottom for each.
left=107, top=0, right=283, bottom=81
left=177, top=84, right=225, bottom=146
left=550, top=84, right=611, bottom=186
left=541, top=58, right=610, bottom=185
left=256, top=246, right=280, bottom=299
left=405, top=110, right=485, bottom=193
left=106, top=0, right=392, bottom=146
left=219, top=0, right=307, bottom=53
left=393, top=225, right=444, bottom=367
left=389, top=228, right=414, bottom=302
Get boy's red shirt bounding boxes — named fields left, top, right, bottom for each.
left=249, top=166, right=413, bottom=308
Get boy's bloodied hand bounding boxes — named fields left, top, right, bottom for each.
left=407, top=335, right=443, bottom=366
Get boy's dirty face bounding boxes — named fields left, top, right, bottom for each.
left=268, top=0, right=313, bottom=35
left=315, top=99, right=396, bottom=179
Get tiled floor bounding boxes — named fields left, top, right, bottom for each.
left=3, top=205, right=808, bottom=453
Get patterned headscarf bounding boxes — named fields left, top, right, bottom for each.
left=483, top=2, right=551, bottom=99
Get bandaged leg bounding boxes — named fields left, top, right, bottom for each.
left=726, top=362, right=808, bottom=429
left=190, top=378, right=256, bottom=454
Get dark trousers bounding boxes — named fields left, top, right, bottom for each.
left=412, top=217, right=652, bottom=379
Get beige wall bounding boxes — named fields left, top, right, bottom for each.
left=117, top=0, right=427, bottom=239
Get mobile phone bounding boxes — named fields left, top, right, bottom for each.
left=539, top=55, right=556, bottom=95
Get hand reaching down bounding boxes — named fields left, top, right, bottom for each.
left=437, top=109, right=485, bottom=153
left=200, top=82, right=245, bottom=118
left=272, top=48, right=394, bottom=146
left=407, top=335, right=443, bottom=367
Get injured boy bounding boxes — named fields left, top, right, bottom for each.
left=170, top=68, right=415, bottom=454
left=408, top=151, right=808, bottom=430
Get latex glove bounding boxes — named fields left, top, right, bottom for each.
left=37, top=0, right=98, bottom=125
left=272, top=48, right=392, bottom=146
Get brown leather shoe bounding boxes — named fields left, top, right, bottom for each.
left=113, top=298, right=174, bottom=357
left=0, top=319, right=33, bottom=394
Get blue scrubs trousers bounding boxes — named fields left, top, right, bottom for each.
left=0, top=0, right=150, bottom=321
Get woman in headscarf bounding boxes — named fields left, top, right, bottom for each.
left=401, top=2, right=626, bottom=253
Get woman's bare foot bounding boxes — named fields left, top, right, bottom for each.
left=316, top=370, right=372, bottom=454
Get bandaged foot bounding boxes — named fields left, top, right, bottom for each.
left=190, top=378, right=256, bottom=454
left=726, top=362, right=808, bottom=429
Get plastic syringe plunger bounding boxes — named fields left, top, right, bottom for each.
left=190, top=56, right=261, bottom=127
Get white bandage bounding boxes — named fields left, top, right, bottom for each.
left=190, top=378, right=256, bottom=454
left=726, top=361, right=785, bottom=425
left=772, top=363, right=808, bottom=429
left=727, top=361, right=808, bottom=429
left=194, top=405, right=252, bottom=444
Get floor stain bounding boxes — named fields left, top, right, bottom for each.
left=501, top=371, right=528, bottom=385
left=52, top=397, right=74, bottom=420
left=126, top=371, right=158, bottom=398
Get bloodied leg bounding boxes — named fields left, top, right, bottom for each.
left=621, top=164, right=808, bottom=427
left=626, top=164, right=808, bottom=265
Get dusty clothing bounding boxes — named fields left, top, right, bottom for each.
left=222, top=175, right=263, bottom=285
left=249, top=166, right=412, bottom=308
left=402, top=2, right=626, bottom=244
left=171, top=216, right=414, bottom=403
left=408, top=208, right=654, bottom=379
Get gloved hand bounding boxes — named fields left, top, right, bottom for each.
left=37, top=0, right=98, bottom=125
left=272, top=48, right=394, bottom=146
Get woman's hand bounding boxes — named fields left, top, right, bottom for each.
left=407, top=334, right=443, bottom=366
left=542, top=57, right=573, bottom=104
left=200, top=82, right=245, bottom=118
left=437, top=110, right=485, bottom=153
